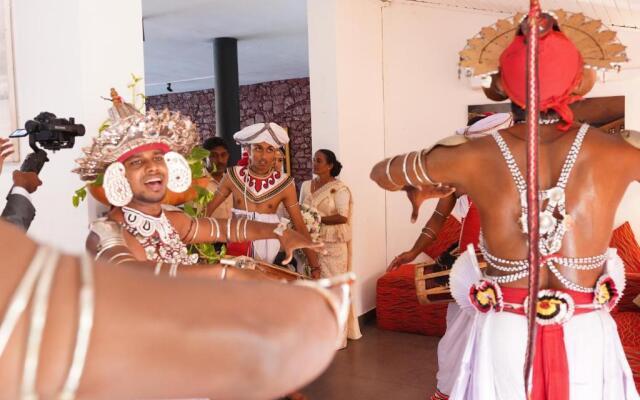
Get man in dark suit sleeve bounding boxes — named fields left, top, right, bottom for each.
left=1, top=170, right=41, bottom=231
left=0, top=138, right=42, bottom=231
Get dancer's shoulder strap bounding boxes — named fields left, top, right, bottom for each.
left=417, top=135, right=470, bottom=185
left=622, top=130, right=640, bottom=150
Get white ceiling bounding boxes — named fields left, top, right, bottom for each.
left=142, top=0, right=309, bottom=96
left=398, top=0, right=640, bottom=26
left=143, top=0, right=640, bottom=96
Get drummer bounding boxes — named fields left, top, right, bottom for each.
left=387, top=113, right=512, bottom=400
left=76, top=93, right=323, bottom=279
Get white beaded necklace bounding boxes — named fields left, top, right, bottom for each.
left=491, top=123, right=589, bottom=255
left=122, top=207, right=198, bottom=265
left=482, top=124, right=607, bottom=293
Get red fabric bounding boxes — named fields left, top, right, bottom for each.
left=614, top=312, right=640, bottom=347
left=622, top=345, right=640, bottom=390
left=376, top=264, right=448, bottom=336
left=237, top=150, right=249, bottom=167
left=499, top=31, right=583, bottom=130
left=531, top=325, right=569, bottom=400
left=617, top=273, right=640, bottom=313
left=500, top=287, right=594, bottom=315
left=225, top=241, right=251, bottom=257
left=459, top=202, right=481, bottom=250
left=116, top=143, right=170, bottom=162
left=430, top=389, right=449, bottom=400
left=609, top=222, right=640, bottom=312
left=500, top=287, right=595, bottom=400
left=610, top=222, right=640, bottom=273
left=423, top=217, right=461, bottom=259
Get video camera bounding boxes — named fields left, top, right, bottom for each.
left=10, top=112, right=85, bottom=174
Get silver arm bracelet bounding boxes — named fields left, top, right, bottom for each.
left=416, top=149, right=435, bottom=185
left=433, top=209, right=447, bottom=218
left=208, top=217, right=221, bottom=241
left=95, top=237, right=127, bottom=260
left=411, top=151, right=424, bottom=184
left=226, top=218, right=232, bottom=241
left=385, top=156, right=403, bottom=188
left=220, top=265, right=229, bottom=280
left=243, top=218, right=249, bottom=243
left=58, top=253, right=95, bottom=400
left=154, top=261, right=164, bottom=276
left=189, top=217, right=200, bottom=242
left=235, top=217, right=243, bottom=242
left=21, top=247, right=60, bottom=398
left=0, top=246, right=52, bottom=356
left=402, top=153, right=418, bottom=187
left=107, top=252, right=132, bottom=265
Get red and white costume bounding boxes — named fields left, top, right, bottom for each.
left=446, top=125, right=639, bottom=399
left=227, top=164, right=293, bottom=263
left=228, top=122, right=294, bottom=263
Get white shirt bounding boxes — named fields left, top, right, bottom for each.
left=10, top=186, right=31, bottom=200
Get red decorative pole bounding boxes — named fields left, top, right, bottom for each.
left=523, top=0, right=542, bottom=396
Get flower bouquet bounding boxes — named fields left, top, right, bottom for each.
left=289, top=204, right=322, bottom=276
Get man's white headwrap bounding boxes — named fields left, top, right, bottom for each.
left=456, top=112, right=513, bottom=137
left=233, top=123, right=289, bottom=148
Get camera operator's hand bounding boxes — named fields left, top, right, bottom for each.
left=13, top=171, right=42, bottom=193
left=0, top=138, right=15, bottom=175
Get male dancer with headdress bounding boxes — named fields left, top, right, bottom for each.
left=74, top=94, right=321, bottom=276
left=371, top=10, right=639, bottom=399
left=206, top=122, right=322, bottom=277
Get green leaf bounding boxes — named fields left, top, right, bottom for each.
left=189, top=146, right=210, bottom=161
left=194, top=186, right=213, bottom=206
left=183, top=203, right=197, bottom=217
left=190, top=162, right=204, bottom=179
left=72, top=186, right=88, bottom=208
left=91, top=173, right=104, bottom=187
left=98, top=120, right=111, bottom=133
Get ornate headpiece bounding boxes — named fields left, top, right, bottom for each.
left=73, top=90, right=199, bottom=206
left=459, top=10, right=627, bottom=130
left=233, top=122, right=289, bottom=148
left=459, top=10, right=628, bottom=78
left=74, top=109, right=198, bottom=181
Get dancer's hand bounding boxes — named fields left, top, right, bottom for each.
left=387, top=249, right=420, bottom=271
left=278, top=229, right=324, bottom=265
left=405, top=184, right=455, bottom=223
left=0, top=138, right=15, bottom=175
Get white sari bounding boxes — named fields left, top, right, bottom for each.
left=300, top=179, right=362, bottom=344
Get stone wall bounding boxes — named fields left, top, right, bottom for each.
left=146, top=78, right=312, bottom=183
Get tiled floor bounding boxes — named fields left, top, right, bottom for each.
left=301, top=321, right=439, bottom=400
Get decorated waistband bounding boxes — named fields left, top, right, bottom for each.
left=469, top=275, right=619, bottom=325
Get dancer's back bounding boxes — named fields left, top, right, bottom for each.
left=425, top=123, right=638, bottom=290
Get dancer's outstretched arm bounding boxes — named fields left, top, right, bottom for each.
left=0, top=220, right=343, bottom=400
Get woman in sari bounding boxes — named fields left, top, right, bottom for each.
left=300, top=149, right=362, bottom=347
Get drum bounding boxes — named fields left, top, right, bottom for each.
left=415, top=252, right=486, bottom=304
left=221, top=256, right=309, bottom=282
